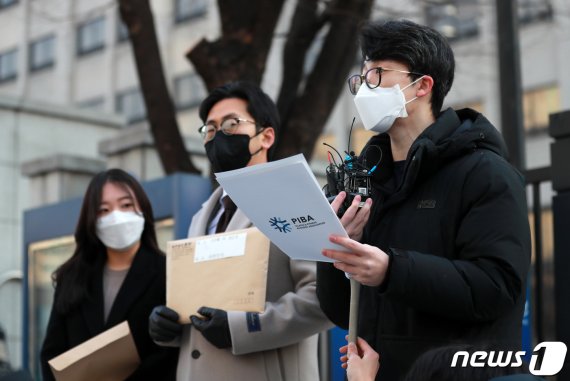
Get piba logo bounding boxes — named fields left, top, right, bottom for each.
left=451, top=342, right=567, bottom=376
left=291, top=215, right=315, bottom=224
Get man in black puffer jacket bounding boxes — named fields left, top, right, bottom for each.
left=317, top=19, right=531, bottom=381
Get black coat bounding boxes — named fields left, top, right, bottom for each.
left=317, top=108, right=531, bottom=380
left=40, top=246, right=178, bottom=381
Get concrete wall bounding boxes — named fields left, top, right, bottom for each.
left=0, top=96, right=122, bottom=368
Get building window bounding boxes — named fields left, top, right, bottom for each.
left=77, top=17, right=106, bottom=56
left=0, top=0, right=18, bottom=10
left=29, top=35, right=55, bottom=72
left=518, top=0, right=552, bottom=25
left=523, top=85, right=560, bottom=133
left=116, top=88, right=146, bottom=124
left=425, top=0, right=479, bottom=41
left=174, top=73, right=207, bottom=110
left=77, top=97, right=105, bottom=111
left=0, top=49, right=17, bottom=83
left=117, top=18, right=129, bottom=42
left=27, top=236, right=76, bottom=381
left=174, top=0, right=207, bottom=23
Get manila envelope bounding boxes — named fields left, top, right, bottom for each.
left=167, top=227, right=270, bottom=323
left=48, top=321, right=140, bottom=381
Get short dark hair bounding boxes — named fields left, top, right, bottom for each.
left=199, top=81, right=280, bottom=160
left=360, top=19, right=455, bottom=118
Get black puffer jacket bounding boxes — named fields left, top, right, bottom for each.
left=317, top=108, right=531, bottom=380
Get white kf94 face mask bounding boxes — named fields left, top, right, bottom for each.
left=96, top=210, right=145, bottom=251
left=353, top=76, right=424, bottom=133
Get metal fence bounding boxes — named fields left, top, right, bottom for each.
left=524, top=165, right=551, bottom=344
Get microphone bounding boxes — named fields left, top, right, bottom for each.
left=322, top=118, right=381, bottom=217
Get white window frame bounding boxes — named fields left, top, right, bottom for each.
left=29, top=35, right=56, bottom=72
left=0, top=48, right=18, bottom=83
left=116, top=88, right=147, bottom=124
left=174, top=73, right=207, bottom=110
left=174, top=0, right=208, bottom=23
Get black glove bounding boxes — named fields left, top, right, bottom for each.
left=190, top=306, right=232, bottom=349
left=148, top=305, right=183, bottom=342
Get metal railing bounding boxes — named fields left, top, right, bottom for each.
left=524, top=165, right=551, bottom=344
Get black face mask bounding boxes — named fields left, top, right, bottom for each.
left=205, top=130, right=262, bottom=172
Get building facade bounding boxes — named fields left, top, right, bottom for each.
left=1, top=0, right=568, bottom=375
left=0, top=97, right=122, bottom=369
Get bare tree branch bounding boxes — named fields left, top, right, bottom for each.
left=184, top=0, right=372, bottom=162
left=118, top=0, right=199, bottom=174
left=276, top=0, right=325, bottom=126
left=275, top=0, right=373, bottom=160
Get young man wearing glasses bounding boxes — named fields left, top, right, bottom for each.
left=148, top=81, right=332, bottom=381
left=317, top=20, right=531, bottom=380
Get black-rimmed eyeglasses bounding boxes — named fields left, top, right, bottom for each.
left=347, top=67, right=424, bottom=95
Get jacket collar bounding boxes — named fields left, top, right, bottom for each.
left=369, top=108, right=467, bottom=208
left=190, top=186, right=252, bottom=237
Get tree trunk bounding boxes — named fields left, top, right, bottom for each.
left=118, top=0, right=200, bottom=174
left=124, top=0, right=373, bottom=172
left=187, top=0, right=287, bottom=91
left=187, top=0, right=373, bottom=160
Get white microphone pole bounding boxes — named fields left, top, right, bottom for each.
left=348, top=278, right=360, bottom=343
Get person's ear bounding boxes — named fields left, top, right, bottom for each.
left=416, top=75, right=434, bottom=98
left=259, top=127, right=275, bottom=150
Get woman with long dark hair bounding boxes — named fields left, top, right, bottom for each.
left=40, top=169, right=178, bottom=380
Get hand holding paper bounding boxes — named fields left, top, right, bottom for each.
left=190, top=307, right=232, bottom=349
left=48, top=321, right=140, bottom=381
left=322, top=234, right=389, bottom=287
left=148, top=306, right=183, bottom=343
left=166, top=228, right=270, bottom=323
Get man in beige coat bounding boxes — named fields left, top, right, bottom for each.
left=148, top=81, right=332, bottom=381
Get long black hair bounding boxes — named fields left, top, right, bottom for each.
left=52, top=169, right=161, bottom=315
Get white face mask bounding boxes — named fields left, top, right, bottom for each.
left=96, top=210, right=145, bottom=251
left=353, top=76, right=424, bottom=133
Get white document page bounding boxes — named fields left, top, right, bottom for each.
left=216, top=154, right=348, bottom=262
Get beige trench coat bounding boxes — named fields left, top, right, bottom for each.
left=172, top=187, right=333, bottom=381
